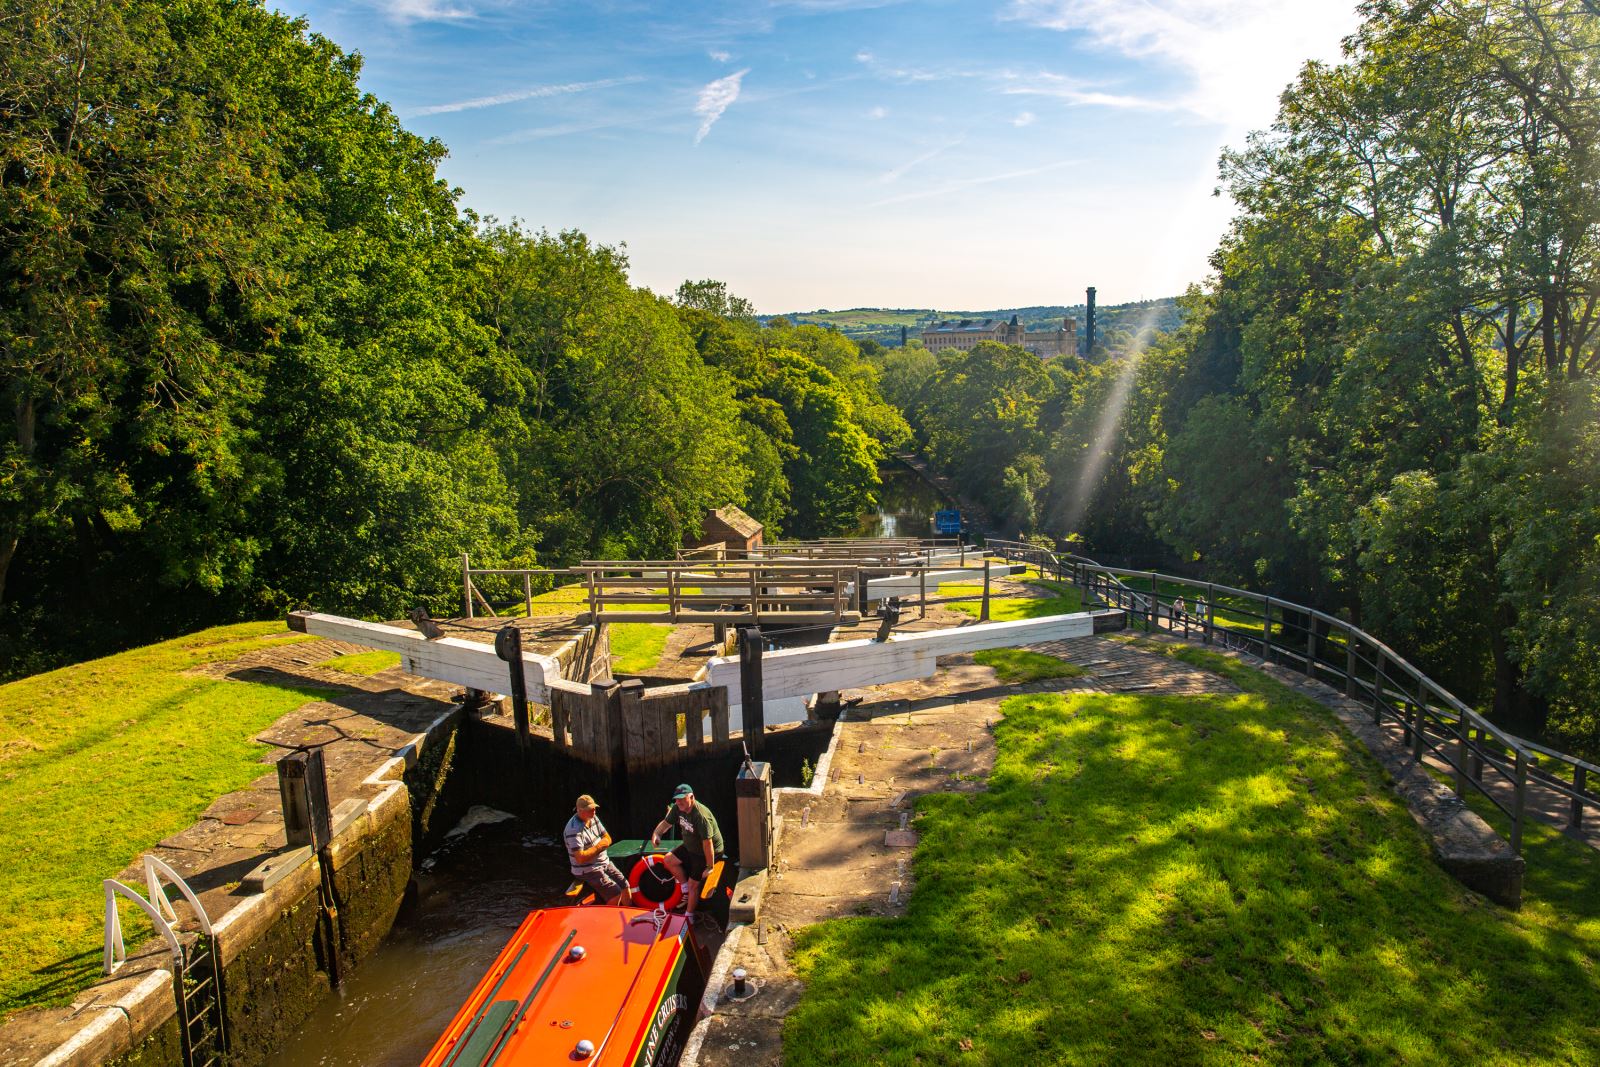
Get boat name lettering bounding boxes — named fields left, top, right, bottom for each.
left=641, top=993, right=686, bottom=1066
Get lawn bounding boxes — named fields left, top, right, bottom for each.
left=942, top=579, right=1085, bottom=621
left=317, top=650, right=401, bottom=675
left=971, top=649, right=1087, bottom=684
left=609, top=623, right=671, bottom=675
left=0, top=622, right=330, bottom=1019
left=786, top=661, right=1600, bottom=1064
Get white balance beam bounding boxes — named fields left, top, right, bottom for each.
left=702, top=610, right=1117, bottom=705
left=288, top=612, right=566, bottom=704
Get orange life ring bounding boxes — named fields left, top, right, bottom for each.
left=628, top=854, right=683, bottom=911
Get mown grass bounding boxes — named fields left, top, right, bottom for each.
left=317, top=650, right=401, bottom=675
left=610, top=623, right=671, bottom=675
left=943, top=581, right=1085, bottom=622
left=0, top=622, right=331, bottom=1018
left=972, top=649, right=1087, bottom=684
left=787, top=679, right=1600, bottom=1064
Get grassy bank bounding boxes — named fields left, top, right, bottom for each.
left=787, top=674, right=1600, bottom=1063
left=0, top=623, right=325, bottom=1018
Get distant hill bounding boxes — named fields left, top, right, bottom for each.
left=771, top=298, right=1184, bottom=352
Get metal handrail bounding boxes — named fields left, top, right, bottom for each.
left=983, top=537, right=1599, bottom=854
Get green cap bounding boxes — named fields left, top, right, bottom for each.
left=672, top=783, right=694, bottom=798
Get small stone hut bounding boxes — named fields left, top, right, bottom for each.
left=685, top=505, right=764, bottom=557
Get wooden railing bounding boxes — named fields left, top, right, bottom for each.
left=571, top=560, right=860, bottom=625
left=459, top=555, right=580, bottom=619
left=984, top=538, right=1600, bottom=854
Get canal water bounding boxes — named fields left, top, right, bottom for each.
left=267, top=810, right=570, bottom=1067
left=856, top=460, right=952, bottom=538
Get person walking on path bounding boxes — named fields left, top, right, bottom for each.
left=650, top=783, right=723, bottom=921
left=564, top=794, right=632, bottom=906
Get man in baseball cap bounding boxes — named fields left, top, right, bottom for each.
left=564, top=794, right=631, bottom=905
left=649, top=783, right=723, bottom=921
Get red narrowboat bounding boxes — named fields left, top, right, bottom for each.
left=419, top=905, right=709, bottom=1067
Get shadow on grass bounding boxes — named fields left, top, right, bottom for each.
left=785, top=690, right=1600, bottom=1066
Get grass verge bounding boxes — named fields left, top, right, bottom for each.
left=0, top=622, right=329, bottom=1019
left=972, top=649, right=1087, bottom=684
left=610, top=623, right=671, bottom=675
left=317, top=650, right=401, bottom=675
left=786, top=681, right=1600, bottom=1064
left=943, top=583, right=1084, bottom=622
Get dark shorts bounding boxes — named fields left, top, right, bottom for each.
left=578, top=860, right=627, bottom=900
left=672, top=843, right=715, bottom=883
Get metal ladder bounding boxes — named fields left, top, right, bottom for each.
left=104, top=856, right=229, bottom=1067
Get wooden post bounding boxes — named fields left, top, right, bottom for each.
left=462, top=553, right=473, bottom=619
left=1261, top=599, right=1273, bottom=661
left=1452, top=709, right=1469, bottom=797
left=738, top=626, right=765, bottom=755
left=1205, top=585, right=1216, bottom=645
left=1305, top=619, right=1317, bottom=677
left=1512, top=748, right=1527, bottom=855
left=919, top=564, right=927, bottom=620
left=980, top=561, right=991, bottom=622
left=603, top=680, right=633, bottom=816
left=1571, top=766, right=1588, bottom=830
left=587, top=569, right=598, bottom=623
left=493, top=626, right=532, bottom=758
left=736, top=760, right=773, bottom=871
left=523, top=572, right=533, bottom=618
left=278, top=748, right=332, bottom=852
left=667, top=567, right=679, bottom=621
left=1344, top=638, right=1357, bottom=697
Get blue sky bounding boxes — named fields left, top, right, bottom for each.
left=281, top=0, right=1363, bottom=313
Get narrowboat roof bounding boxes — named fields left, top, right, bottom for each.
left=420, top=906, right=692, bottom=1066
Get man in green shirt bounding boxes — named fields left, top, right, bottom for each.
left=650, top=783, right=723, bottom=920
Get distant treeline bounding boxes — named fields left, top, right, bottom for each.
left=784, top=299, right=1184, bottom=353
left=893, top=0, right=1600, bottom=757
left=0, top=1, right=906, bottom=679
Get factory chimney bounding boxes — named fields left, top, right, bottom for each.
left=1085, top=286, right=1097, bottom=357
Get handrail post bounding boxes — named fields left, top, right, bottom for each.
left=1371, top=654, right=1385, bottom=724
left=1452, top=708, right=1468, bottom=797
left=919, top=563, right=927, bottom=619
left=1305, top=619, right=1317, bottom=677
left=1572, top=766, right=1588, bottom=831
left=1512, top=749, right=1527, bottom=855
left=980, top=560, right=991, bottom=622
left=1149, top=572, right=1160, bottom=630
left=1412, top=678, right=1427, bottom=761
left=524, top=572, right=533, bottom=618
left=1344, top=637, right=1357, bottom=697
left=462, top=553, right=473, bottom=619
left=1261, top=598, right=1273, bottom=661
left=1204, top=585, right=1215, bottom=645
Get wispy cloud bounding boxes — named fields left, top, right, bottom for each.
left=1004, top=0, right=1360, bottom=131
left=694, top=69, right=749, bottom=144
left=410, top=77, right=644, bottom=117
left=855, top=49, right=874, bottom=63
left=998, top=71, right=1173, bottom=111
left=361, top=0, right=477, bottom=21
left=1011, top=110, right=1036, bottom=127
left=868, top=105, right=888, bottom=120
left=710, top=49, right=732, bottom=62
left=877, top=138, right=963, bottom=184
left=870, top=159, right=1075, bottom=207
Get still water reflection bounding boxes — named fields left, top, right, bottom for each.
left=856, top=461, right=951, bottom=539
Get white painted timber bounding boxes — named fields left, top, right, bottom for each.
left=291, top=613, right=564, bottom=703
left=704, top=611, right=1105, bottom=704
